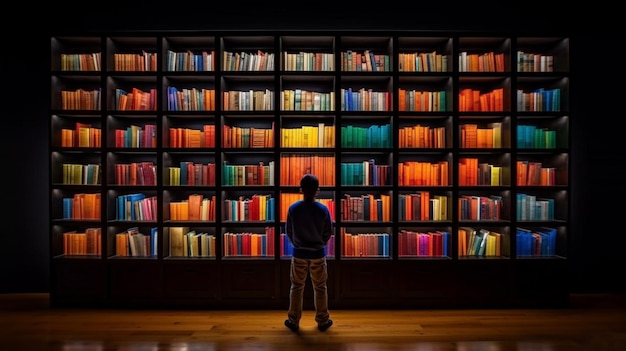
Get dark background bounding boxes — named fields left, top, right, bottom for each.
left=2, top=3, right=624, bottom=294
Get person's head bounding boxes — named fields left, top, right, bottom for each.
left=300, top=174, right=319, bottom=199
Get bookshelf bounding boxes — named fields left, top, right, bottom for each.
left=50, top=31, right=570, bottom=308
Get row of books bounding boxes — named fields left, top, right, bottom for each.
left=57, top=86, right=561, bottom=112
left=60, top=194, right=557, bottom=222
left=62, top=191, right=555, bottom=223
left=58, top=124, right=558, bottom=150
left=61, top=226, right=558, bottom=258
left=60, top=160, right=561, bottom=187
left=58, top=50, right=555, bottom=73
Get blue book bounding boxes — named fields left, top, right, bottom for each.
left=236, top=234, right=243, bottom=256
left=383, top=233, right=390, bottom=257
left=537, top=227, right=557, bottom=256
left=150, top=227, right=158, bottom=257
left=167, top=86, right=176, bottom=110
left=267, top=197, right=274, bottom=221
left=516, top=228, right=533, bottom=256
left=378, top=234, right=384, bottom=256
left=261, top=235, right=267, bottom=256
left=63, top=198, right=72, bottom=219
left=283, top=235, right=293, bottom=256
left=117, top=195, right=125, bottom=220
left=180, top=162, right=189, bottom=185
left=397, top=195, right=405, bottom=221
left=231, top=200, right=237, bottom=221
left=363, top=196, right=370, bottom=221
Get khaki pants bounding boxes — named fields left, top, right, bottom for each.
left=287, top=256, right=330, bottom=326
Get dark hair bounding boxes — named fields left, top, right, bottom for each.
left=300, top=174, right=319, bottom=196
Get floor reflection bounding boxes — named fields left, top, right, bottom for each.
left=3, top=294, right=626, bottom=351
left=52, top=340, right=597, bottom=351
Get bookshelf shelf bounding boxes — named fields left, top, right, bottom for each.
left=50, top=31, right=570, bottom=309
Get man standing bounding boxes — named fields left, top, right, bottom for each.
left=284, top=174, right=334, bottom=332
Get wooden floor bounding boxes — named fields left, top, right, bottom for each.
left=1, top=293, right=626, bottom=351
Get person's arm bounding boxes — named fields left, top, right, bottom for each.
left=285, top=207, right=294, bottom=242
left=322, top=208, right=332, bottom=243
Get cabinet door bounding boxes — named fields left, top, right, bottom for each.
left=512, top=259, right=568, bottom=307
left=393, top=260, right=454, bottom=305
left=339, top=260, right=393, bottom=300
left=221, top=260, right=277, bottom=301
left=52, top=261, right=106, bottom=303
left=108, top=261, right=162, bottom=300
left=454, top=260, right=511, bottom=307
left=164, top=261, right=219, bottom=299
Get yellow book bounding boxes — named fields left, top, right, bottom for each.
left=200, top=233, right=209, bottom=257
left=491, top=166, right=501, bottom=186
left=187, top=231, right=198, bottom=256
left=488, top=122, right=502, bottom=148
left=486, top=234, right=496, bottom=256
left=490, top=232, right=502, bottom=256
left=435, top=195, right=448, bottom=221
left=169, top=226, right=189, bottom=257
left=209, top=236, right=216, bottom=257
left=78, top=127, right=91, bottom=147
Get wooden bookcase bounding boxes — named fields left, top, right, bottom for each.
left=50, top=31, right=570, bottom=308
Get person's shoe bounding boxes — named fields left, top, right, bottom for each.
left=284, top=319, right=299, bottom=332
left=318, top=319, right=333, bottom=332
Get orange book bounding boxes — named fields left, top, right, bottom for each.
left=419, top=191, right=429, bottom=221
left=222, top=125, right=231, bottom=147
left=222, top=91, right=229, bottom=111
left=116, top=232, right=129, bottom=256
left=458, top=229, right=466, bottom=256
left=398, top=88, right=406, bottom=111
left=178, top=201, right=189, bottom=220
left=188, top=194, right=203, bottom=221
left=251, top=233, right=260, bottom=256
left=496, top=88, right=504, bottom=110
left=82, top=193, right=98, bottom=219
left=63, top=231, right=75, bottom=255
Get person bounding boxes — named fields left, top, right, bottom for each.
left=284, top=174, right=334, bottom=332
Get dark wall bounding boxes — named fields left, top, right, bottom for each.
left=2, top=3, right=624, bottom=293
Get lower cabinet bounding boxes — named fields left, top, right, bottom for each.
left=163, top=260, right=219, bottom=302
left=220, top=260, right=278, bottom=308
left=339, top=260, right=394, bottom=307
left=393, top=260, right=455, bottom=308
left=108, top=260, right=162, bottom=304
left=50, top=258, right=569, bottom=308
left=51, top=260, right=106, bottom=306
left=453, top=260, right=511, bottom=307
left=512, top=259, right=569, bottom=307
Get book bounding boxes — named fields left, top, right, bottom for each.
left=477, top=229, right=490, bottom=256
left=170, top=226, right=189, bottom=257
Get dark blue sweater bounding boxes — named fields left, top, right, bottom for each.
left=285, top=199, right=333, bottom=259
